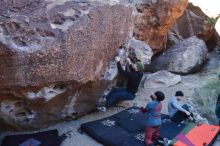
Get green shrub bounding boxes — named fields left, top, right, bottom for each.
left=191, top=79, right=220, bottom=124
left=207, top=17, right=217, bottom=26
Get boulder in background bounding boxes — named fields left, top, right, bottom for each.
left=144, top=70, right=181, bottom=88
left=146, top=36, right=208, bottom=74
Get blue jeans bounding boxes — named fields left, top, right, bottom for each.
left=105, top=87, right=135, bottom=107
left=171, top=104, right=190, bottom=122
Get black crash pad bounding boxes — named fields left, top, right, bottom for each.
left=81, top=116, right=131, bottom=146
left=1, top=129, right=66, bottom=146
left=81, top=106, right=186, bottom=146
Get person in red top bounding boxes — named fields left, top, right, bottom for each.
left=141, top=91, right=165, bottom=146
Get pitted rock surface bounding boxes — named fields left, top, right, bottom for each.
left=0, top=0, right=133, bottom=130
left=0, top=0, right=133, bottom=87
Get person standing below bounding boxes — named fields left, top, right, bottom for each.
left=141, top=91, right=165, bottom=146
left=97, top=55, right=144, bottom=112
left=168, top=91, right=191, bottom=122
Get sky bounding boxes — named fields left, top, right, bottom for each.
left=189, top=0, right=220, bottom=18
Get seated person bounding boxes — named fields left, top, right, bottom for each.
left=97, top=56, right=144, bottom=112
left=168, top=91, right=191, bottom=122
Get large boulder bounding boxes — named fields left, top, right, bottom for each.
left=133, top=0, right=188, bottom=54
left=0, top=0, right=133, bottom=87
left=144, top=70, right=181, bottom=88
left=168, top=3, right=217, bottom=50
left=0, top=0, right=133, bottom=130
left=0, top=0, right=192, bottom=130
left=146, top=36, right=208, bottom=74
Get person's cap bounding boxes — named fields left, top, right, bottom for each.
left=175, top=91, right=184, bottom=97
left=136, top=61, right=144, bottom=72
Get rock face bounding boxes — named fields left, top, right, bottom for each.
left=168, top=3, right=217, bottom=50
left=0, top=0, right=133, bottom=87
left=128, top=38, right=153, bottom=64
left=0, top=0, right=133, bottom=130
left=144, top=70, right=181, bottom=88
left=133, top=0, right=188, bottom=54
left=146, top=36, right=208, bottom=74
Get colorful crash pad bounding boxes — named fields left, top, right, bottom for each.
left=174, top=124, right=219, bottom=146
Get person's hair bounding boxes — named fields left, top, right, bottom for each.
left=128, top=54, right=137, bottom=63
left=175, top=91, right=184, bottom=97
left=155, top=91, right=165, bottom=101
left=218, top=74, right=220, bottom=79
left=120, top=43, right=126, bottom=49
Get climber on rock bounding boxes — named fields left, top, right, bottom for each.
left=97, top=54, right=144, bottom=112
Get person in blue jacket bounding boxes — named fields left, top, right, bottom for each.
left=141, top=91, right=165, bottom=146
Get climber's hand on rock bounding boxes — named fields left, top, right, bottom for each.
left=186, top=111, right=191, bottom=116
left=115, top=56, right=120, bottom=62
left=126, top=57, right=131, bottom=64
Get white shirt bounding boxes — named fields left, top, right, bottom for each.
left=168, top=97, right=188, bottom=117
